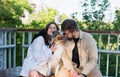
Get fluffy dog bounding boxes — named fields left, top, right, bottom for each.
left=48, top=30, right=70, bottom=77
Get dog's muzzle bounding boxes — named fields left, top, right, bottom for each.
left=57, top=35, right=68, bottom=41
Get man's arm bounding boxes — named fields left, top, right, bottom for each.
left=82, top=33, right=98, bottom=75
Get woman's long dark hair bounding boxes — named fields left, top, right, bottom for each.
left=31, top=22, right=59, bottom=45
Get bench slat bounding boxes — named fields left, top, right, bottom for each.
left=0, top=66, right=21, bottom=77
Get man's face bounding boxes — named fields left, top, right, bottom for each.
left=63, top=30, right=74, bottom=40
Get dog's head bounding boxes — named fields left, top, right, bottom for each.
left=50, top=30, right=67, bottom=46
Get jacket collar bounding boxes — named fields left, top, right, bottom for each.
left=79, top=30, right=84, bottom=40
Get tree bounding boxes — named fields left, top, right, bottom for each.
left=81, top=0, right=110, bottom=21
left=113, top=8, right=120, bottom=31
left=71, top=0, right=111, bottom=31
left=24, top=7, right=58, bottom=29
left=0, top=0, right=32, bottom=28
left=25, top=7, right=69, bottom=29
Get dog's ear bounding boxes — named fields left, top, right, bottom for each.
left=49, top=30, right=59, bottom=47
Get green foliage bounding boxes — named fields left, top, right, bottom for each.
left=80, top=0, right=110, bottom=21
left=77, top=0, right=111, bottom=31
left=0, top=0, right=32, bottom=28
left=91, top=33, right=120, bottom=76
left=25, top=8, right=58, bottom=29
left=25, top=8, right=69, bottom=29
left=99, top=54, right=120, bottom=76
left=77, top=20, right=114, bottom=31
left=1, top=0, right=120, bottom=76
left=113, top=8, right=120, bottom=30
left=72, top=0, right=113, bottom=31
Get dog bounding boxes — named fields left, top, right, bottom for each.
left=47, top=30, right=70, bottom=77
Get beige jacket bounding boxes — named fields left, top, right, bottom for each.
left=62, top=30, right=99, bottom=75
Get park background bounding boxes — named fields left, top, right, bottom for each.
left=0, top=0, right=120, bottom=76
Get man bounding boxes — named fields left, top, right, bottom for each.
left=58, top=19, right=102, bottom=77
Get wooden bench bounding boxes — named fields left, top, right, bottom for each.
left=0, top=67, right=55, bottom=77
left=0, top=66, right=21, bottom=77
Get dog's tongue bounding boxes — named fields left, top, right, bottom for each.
left=57, top=36, right=68, bottom=41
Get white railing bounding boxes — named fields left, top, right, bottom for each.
left=0, top=28, right=120, bottom=77
left=0, top=29, right=16, bottom=69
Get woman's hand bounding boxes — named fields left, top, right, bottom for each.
left=50, top=43, right=57, bottom=53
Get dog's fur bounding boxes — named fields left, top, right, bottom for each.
left=48, top=31, right=70, bottom=77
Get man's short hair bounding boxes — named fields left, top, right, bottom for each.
left=61, top=19, right=78, bottom=33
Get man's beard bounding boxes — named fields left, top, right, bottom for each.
left=68, top=38, right=73, bottom=40
left=68, top=34, right=74, bottom=40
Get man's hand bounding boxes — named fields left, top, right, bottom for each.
left=69, top=69, right=84, bottom=77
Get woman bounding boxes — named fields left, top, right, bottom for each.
left=19, top=22, right=59, bottom=77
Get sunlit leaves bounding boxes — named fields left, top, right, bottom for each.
left=113, top=8, right=120, bottom=30
left=0, top=0, right=32, bottom=28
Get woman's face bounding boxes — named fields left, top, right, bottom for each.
left=47, top=24, right=57, bottom=36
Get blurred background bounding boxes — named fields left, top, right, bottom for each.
left=0, top=0, right=120, bottom=77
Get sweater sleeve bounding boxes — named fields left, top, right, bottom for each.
left=82, top=34, right=98, bottom=75
left=31, top=36, right=52, bottom=62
